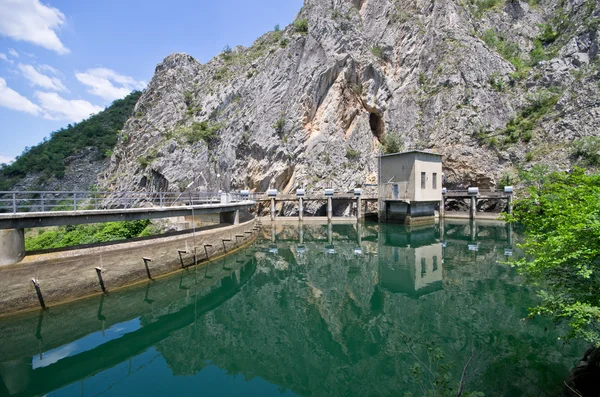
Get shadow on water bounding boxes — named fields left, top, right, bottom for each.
left=0, top=221, right=586, bottom=397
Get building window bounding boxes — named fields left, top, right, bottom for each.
left=432, top=173, right=438, bottom=189
left=421, top=257, right=426, bottom=277
left=421, top=172, right=426, bottom=189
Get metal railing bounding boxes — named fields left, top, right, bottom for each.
left=250, top=189, right=379, bottom=201
left=444, top=189, right=509, bottom=198
left=0, top=191, right=249, bottom=214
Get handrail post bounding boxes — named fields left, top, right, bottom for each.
left=41, top=193, right=45, bottom=212
left=159, top=192, right=164, bottom=208
left=12, top=192, right=16, bottom=213
left=124, top=192, right=128, bottom=209
left=73, top=192, right=77, bottom=211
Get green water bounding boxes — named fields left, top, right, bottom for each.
left=0, top=221, right=585, bottom=396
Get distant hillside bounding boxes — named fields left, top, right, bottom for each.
left=0, top=91, right=142, bottom=191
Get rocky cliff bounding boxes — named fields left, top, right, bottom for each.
left=100, top=0, right=600, bottom=196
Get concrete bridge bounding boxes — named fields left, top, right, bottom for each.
left=0, top=190, right=255, bottom=266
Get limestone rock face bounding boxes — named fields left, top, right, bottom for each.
left=100, top=0, right=600, bottom=201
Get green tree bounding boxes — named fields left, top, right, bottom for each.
left=506, top=168, right=600, bottom=345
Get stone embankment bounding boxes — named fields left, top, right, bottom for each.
left=0, top=219, right=258, bottom=316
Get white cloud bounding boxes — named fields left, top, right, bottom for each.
left=18, top=63, right=66, bottom=92
left=0, top=53, right=7, bottom=61
left=0, top=0, right=69, bottom=54
left=0, top=154, right=14, bottom=164
left=0, top=77, right=42, bottom=115
left=34, top=91, right=103, bottom=122
left=76, top=68, right=146, bottom=101
left=38, top=64, right=59, bottom=75
left=8, top=48, right=18, bottom=57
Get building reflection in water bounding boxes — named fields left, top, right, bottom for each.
left=378, top=225, right=443, bottom=297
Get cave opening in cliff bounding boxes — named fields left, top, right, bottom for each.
left=369, top=113, right=384, bottom=140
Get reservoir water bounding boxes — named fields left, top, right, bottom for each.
left=0, top=221, right=585, bottom=396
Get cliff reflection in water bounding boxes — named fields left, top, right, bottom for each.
left=0, top=221, right=586, bottom=397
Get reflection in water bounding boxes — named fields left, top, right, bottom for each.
left=0, top=221, right=586, bottom=397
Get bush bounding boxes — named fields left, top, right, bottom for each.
left=25, top=220, right=154, bottom=251
left=572, top=136, right=600, bottom=166
left=503, top=90, right=559, bottom=144
left=538, top=23, right=559, bottom=45
left=371, top=46, right=384, bottom=59
left=184, top=121, right=223, bottom=145
left=294, top=18, right=308, bottom=33
left=346, top=147, right=361, bottom=160
left=382, top=133, right=404, bottom=154
left=273, top=117, right=286, bottom=135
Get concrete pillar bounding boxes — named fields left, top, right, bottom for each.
left=0, top=229, right=25, bottom=266
left=327, top=197, right=333, bottom=221
left=270, top=198, right=276, bottom=221
left=298, top=198, right=303, bottom=221
left=506, top=195, right=513, bottom=214
left=357, top=197, right=362, bottom=220
left=440, top=196, right=445, bottom=218
left=470, top=196, right=477, bottom=220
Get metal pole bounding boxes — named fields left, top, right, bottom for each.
left=470, top=195, right=477, bottom=220
left=298, top=198, right=303, bottom=221
left=41, top=193, right=45, bottom=212
left=327, top=197, right=333, bottom=221
left=12, top=192, right=16, bottom=213
left=73, top=192, right=77, bottom=211
left=31, top=279, right=46, bottom=309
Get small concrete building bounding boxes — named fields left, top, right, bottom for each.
left=379, top=150, right=443, bottom=224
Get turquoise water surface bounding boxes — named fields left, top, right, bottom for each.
left=0, top=220, right=585, bottom=396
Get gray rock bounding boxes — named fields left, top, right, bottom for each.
left=93, top=0, right=600, bottom=215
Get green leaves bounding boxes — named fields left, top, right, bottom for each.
left=510, top=168, right=600, bottom=345
left=25, top=220, right=153, bottom=251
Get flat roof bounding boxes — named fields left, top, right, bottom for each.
left=380, top=150, right=442, bottom=158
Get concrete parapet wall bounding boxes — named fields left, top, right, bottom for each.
left=0, top=219, right=258, bottom=316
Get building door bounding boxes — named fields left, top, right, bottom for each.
left=392, top=184, right=399, bottom=200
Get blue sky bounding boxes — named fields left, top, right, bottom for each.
left=0, top=0, right=304, bottom=164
